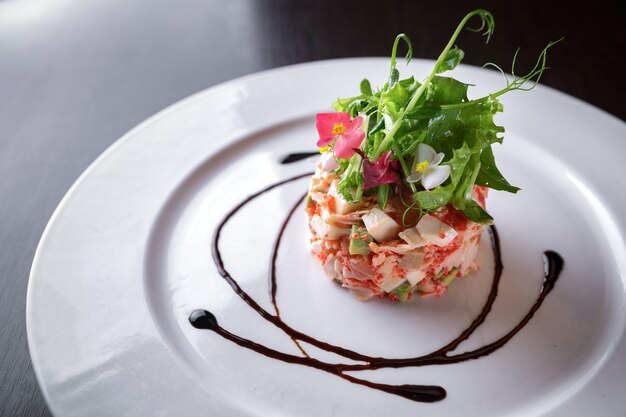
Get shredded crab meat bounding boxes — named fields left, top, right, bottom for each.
left=306, top=163, right=487, bottom=301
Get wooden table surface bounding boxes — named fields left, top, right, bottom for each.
left=0, top=1, right=623, bottom=415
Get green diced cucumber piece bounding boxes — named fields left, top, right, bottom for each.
left=440, top=268, right=459, bottom=286
left=349, top=225, right=373, bottom=255
left=394, top=281, right=412, bottom=302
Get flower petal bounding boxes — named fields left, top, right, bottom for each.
left=334, top=130, right=365, bottom=159
left=421, top=165, right=451, bottom=190
left=349, top=116, right=363, bottom=131
left=406, top=172, right=423, bottom=183
left=320, top=151, right=339, bottom=171
left=359, top=150, right=401, bottom=190
left=358, top=114, right=369, bottom=134
left=316, top=136, right=334, bottom=147
left=431, top=152, right=445, bottom=167
left=417, top=143, right=437, bottom=164
left=316, top=112, right=351, bottom=144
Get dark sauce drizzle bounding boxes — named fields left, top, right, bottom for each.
left=279, top=151, right=319, bottom=164
left=189, top=157, right=565, bottom=403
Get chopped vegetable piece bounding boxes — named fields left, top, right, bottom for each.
left=349, top=225, right=373, bottom=255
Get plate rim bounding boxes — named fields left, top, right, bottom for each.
left=26, top=57, right=626, bottom=417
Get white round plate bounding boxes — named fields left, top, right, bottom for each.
left=27, top=58, right=626, bottom=416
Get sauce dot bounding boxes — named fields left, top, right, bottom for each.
left=189, top=309, right=218, bottom=330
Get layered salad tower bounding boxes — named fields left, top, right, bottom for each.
left=305, top=17, right=555, bottom=301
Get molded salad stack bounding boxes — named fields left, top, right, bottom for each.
left=305, top=9, right=559, bottom=301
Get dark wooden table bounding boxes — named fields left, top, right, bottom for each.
left=0, top=1, right=622, bottom=415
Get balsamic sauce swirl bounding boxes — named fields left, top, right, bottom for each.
left=189, top=155, right=564, bottom=403
left=279, top=151, right=319, bottom=164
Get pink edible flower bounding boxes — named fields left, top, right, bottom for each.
left=316, top=112, right=365, bottom=159
left=355, top=149, right=401, bottom=190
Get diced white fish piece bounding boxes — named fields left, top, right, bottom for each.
left=310, top=214, right=349, bottom=240
left=398, top=249, right=425, bottom=285
left=308, top=191, right=326, bottom=205
left=308, top=177, right=320, bottom=192
left=349, top=287, right=375, bottom=301
left=378, top=274, right=406, bottom=292
left=399, top=227, right=428, bottom=248
left=416, top=215, right=458, bottom=246
left=333, top=257, right=343, bottom=276
left=377, top=256, right=396, bottom=277
left=326, top=209, right=371, bottom=227
left=341, top=266, right=354, bottom=280
left=398, top=249, right=424, bottom=270
left=406, top=270, right=426, bottom=286
left=376, top=244, right=414, bottom=255
left=328, top=180, right=361, bottom=215
left=348, top=257, right=376, bottom=281
left=310, top=239, right=322, bottom=254
left=459, top=238, right=480, bottom=274
left=362, top=207, right=401, bottom=242
left=323, top=254, right=338, bottom=280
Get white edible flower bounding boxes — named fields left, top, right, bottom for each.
left=319, top=151, right=339, bottom=171
left=406, top=143, right=451, bottom=190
